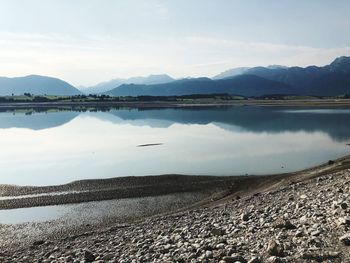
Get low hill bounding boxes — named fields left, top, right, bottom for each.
left=0, top=75, right=81, bottom=96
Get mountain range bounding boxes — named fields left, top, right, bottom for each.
left=105, top=75, right=291, bottom=97
left=105, top=56, right=350, bottom=97
left=0, top=56, right=350, bottom=97
left=2, top=108, right=349, bottom=141
left=0, top=75, right=81, bottom=96
left=81, top=74, right=174, bottom=94
left=212, top=56, right=350, bottom=96
left=212, top=65, right=287, bottom=80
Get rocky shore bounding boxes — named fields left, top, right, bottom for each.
left=2, top=158, right=350, bottom=262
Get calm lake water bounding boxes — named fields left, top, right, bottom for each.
left=0, top=192, right=206, bottom=224
left=0, top=106, right=349, bottom=186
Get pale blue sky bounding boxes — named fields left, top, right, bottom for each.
left=0, top=0, right=349, bottom=86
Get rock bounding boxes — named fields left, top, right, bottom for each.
left=272, top=219, right=284, bottom=229
left=302, top=251, right=340, bottom=261
left=173, top=234, right=182, bottom=241
left=248, top=256, right=261, bottom=263
left=32, top=240, right=45, bottom=246
left=310, top=230, right=321, bottom=236
left=101, top=253, right=114, bottom=260
left=284, top=220, right=297, bottom=230
left=3, top=165, right=350, bottom=263
left=84, top=250, right=95, bottom=262
left=223, top=255, right=247, bottom=263
left=295, top=230, right=304, bottom=237
left=205, top=250, right=213, bottom=258
left=266, top=256, right=284, bottom=263
left=211, top=227, right=225, bottom=236
left=341, top=202, right=348, bottom=209
left=273, top=219, right=296, bottom=230
left=222, top=256, right=235, bottom=263
left=339, top=217, right=350, bottom=225
left=267, top=240, right=284, bottom=257
left=216, top=243, right=225, bottom=249
left=241, top=213, right=250, bottom=221
left=339, top=234, right=350, bottom=245
left=299, top=215, right=307, bottom=223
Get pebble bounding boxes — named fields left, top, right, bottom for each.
left=3, top=169, right=350, bottom=262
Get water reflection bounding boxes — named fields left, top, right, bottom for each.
left=0, top=106, right=348, bottom=186
left=0, top=109, right=78, bottom=130
left=106, top=107, right=350, bottom=142
left=1, top=106, right=350, bottom=141
left=0, top=192, right=205, bottom=224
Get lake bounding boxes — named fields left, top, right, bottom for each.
left=0, top=192, right=206, bottom=224
left=0, top=106, right=349, bottom=186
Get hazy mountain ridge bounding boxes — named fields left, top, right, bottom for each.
left=0, top=75, right=81, bottom=96
left=213, top=56, right=350, bottom=96
left=212, top=67, right=250, bottom=80
left=105, top=75, right=292, bottom=97
left=82, top=74, right=174, bottom=94
left=1, top=56, right=349, bottom=97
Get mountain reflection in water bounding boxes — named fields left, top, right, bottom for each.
left=0, top=106, right=348, bottom=186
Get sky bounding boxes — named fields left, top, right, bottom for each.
left=0, top=0, right=349, bottom=86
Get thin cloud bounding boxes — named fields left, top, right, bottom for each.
left=0, top=32, right=349, bottom=85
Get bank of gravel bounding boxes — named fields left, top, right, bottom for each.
left=1, top=157, right=350, bottom=262
left=0, top=175, right=266, bottom=210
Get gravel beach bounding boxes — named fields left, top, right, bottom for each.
left=1, top=156, right=350, bottom=262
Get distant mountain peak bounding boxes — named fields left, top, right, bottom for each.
left=105, top=55, right=350, bottom=97
left=148, top=74, right=172, bottom=78
left=331, top=56, right=350, bottom=64
left=81, top=74, right=175, bottom=94
left=213, top=67, right=250, bottom=80
left=267, top=65, right=288, bottom=69
left=329, top=56, right=350, bottom=73
left=126, top=74, right=174, bottom=84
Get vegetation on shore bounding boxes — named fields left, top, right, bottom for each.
left=0, top=93, right=350, bottom=104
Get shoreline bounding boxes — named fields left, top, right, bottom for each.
left=0, top=99, right=350, bottom=109
left=1, top=156, right=350, bottom=261
left=0, top=155, right=348, bottom=219
left=1, top=154, right=350, bottom=210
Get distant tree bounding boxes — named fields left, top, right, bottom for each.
left=33, top=96, right=50, bottom=102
